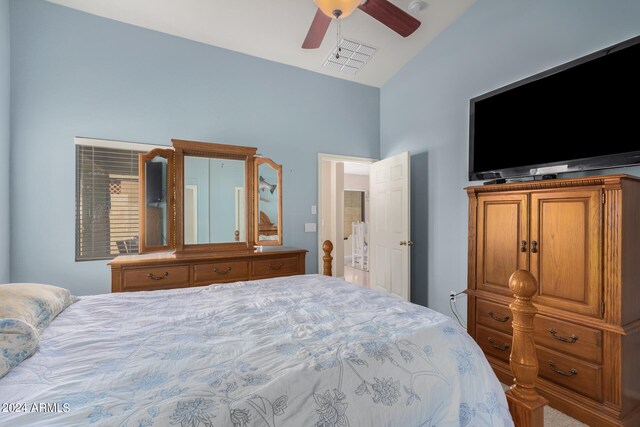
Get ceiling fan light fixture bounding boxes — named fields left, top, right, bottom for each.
left=314, top=0, right=362, bottom=19
left=408, top=1, right=427, bottom=14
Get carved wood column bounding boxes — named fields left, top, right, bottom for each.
left=506, top=269, right=547, bottom=427
left=322, top=240, right=333, bottom=276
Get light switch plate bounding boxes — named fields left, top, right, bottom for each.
left=305, top=223, right=317, bottom=232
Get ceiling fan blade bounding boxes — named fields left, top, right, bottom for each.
left=358, top=0, right=421, bottom=37
left=302, top=9, right=332, bottom=49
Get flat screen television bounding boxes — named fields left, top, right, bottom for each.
left=469, top=35, right=640, bottom=181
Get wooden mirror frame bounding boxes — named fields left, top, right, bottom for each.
left=173, top=139, right=257, bottom=253
left=138, top=148, right=175, bottom=254
left=254, top=157, right=283, bottom=246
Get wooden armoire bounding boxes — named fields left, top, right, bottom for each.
left=466, top=174, right=640, bottom=427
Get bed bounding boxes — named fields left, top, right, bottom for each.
left=0, top=244, right=543, bottom=426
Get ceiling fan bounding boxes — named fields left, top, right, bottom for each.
left=302, top=0, right=421, bottom=49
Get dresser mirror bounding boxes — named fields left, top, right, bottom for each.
left=138, top=140, right=286, bottom=254
left=183, top=156, right=246, bottom=245
left=174, top=139, right=257, bottom=253
left=255, top=158, right=282, bottom=246
left=138, top=148, right=174, bottom=254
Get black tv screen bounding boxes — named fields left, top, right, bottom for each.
left=469, top=35, right=640, bottom=181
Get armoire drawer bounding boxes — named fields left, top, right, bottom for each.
left=123, top=265, right=190, bottom=291
left=477, top=299, right=513, bottom=335
left=193, top=261, right=250, bottom=285
left=476, top=325, right=512, bottom=363
left=534, top=314, right=602, bottom=363
left=252, top=257, right=300, bottom=278
left=536, top=346, right=602, bottom=402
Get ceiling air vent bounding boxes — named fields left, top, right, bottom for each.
left=322, top=39, right=377, bottom=74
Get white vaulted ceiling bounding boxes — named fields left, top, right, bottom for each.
left=46, top=0, right=475, bottom=87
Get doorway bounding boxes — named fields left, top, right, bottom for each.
left=317, top=153, right=375, bottom=287
left=319, top=152, right=412, bottom=301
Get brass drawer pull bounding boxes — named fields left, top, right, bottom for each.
left=213, top=267, right=232, bottom=275
left=548, top=328, right=578, bottom=343
left=487, top=337, right=510, bottom=351
left=488, top=310, right=510, bottom=322
left=548, top=360, right=577, bottom=377
left=147, top=272, right=169, bottom=281
left=269, top=263, right=284, bottom=270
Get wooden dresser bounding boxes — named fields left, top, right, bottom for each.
left=109, top=247, right=306, bottom=293
left=466, top=174, right=640, bottom=427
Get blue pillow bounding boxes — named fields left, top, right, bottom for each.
left=0, top=283, right=79, bottom=378
left=0, top=283, right=79, bottom=331
left=0, top=318, right=39, bottom=378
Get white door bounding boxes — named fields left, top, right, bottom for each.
left=369, top=152, right=411, bottom=301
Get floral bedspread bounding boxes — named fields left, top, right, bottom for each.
left=0, top=274, right=512, bottom=426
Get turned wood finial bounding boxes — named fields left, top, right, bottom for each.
left=322, top=240, right=333, bottom=276
left=506, top=269, right=547, bottom=427
left=508, top=270, right=540, bottom=401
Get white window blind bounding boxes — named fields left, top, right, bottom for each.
left=75, top=138, right=161, bottom=261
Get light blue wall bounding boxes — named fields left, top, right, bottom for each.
left=9, top=0, right=380, bottom=295
left=381, top=0, right=640, bottom=318
left=0, top=0, right=8, bottom=283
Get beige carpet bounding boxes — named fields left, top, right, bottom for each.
left=500, top=384, right=587, bottom=426
left=544, top=405, right=588, bottom=427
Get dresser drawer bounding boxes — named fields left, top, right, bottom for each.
left=477, top=325, right=512, bottom=363
left=123, top=266, right=190, bottom=291
left=536, top=346, right=602, bottom=402
left=252, top=256, right=300, bottom=278
left=193, top=261, right=250, bottom=285
left=477, top=299, right=513, bottom=335
left=534, top=314, right=602, bottom=363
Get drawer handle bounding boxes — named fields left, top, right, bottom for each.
left=548, top=360, right=577, bottom=377
left=213, top=267, right=232, bottom=275
left=488, top=310, right=510, bottom=322
left=548, top=328, right=578, bottom=343
left=531, top=240, right=538, bottom=253
left=487, top=337, right=510, bottom=351
left=520, top=240, right=527, bottom=252
left=147, top=272, right=169, bottom=281
left=269, top=263, right=284, bottom=270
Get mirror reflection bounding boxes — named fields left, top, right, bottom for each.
left=144, top=156, right=168, bottom=248
left=184, top=156, right=245, bottom=244
left=257, top=162, right=279, bottom=243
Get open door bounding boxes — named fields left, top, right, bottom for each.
left=369, top=152, right=411, bottom=301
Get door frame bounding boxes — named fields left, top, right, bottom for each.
left=317, top=153, right=377, bottom=276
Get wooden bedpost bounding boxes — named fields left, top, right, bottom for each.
left=505, top=270, right=547, bottom=427
left=322, top=240, right=333, bottom=276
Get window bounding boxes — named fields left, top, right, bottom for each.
left=75, top=138, right=161, bottom=261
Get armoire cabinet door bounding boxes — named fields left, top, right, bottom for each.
left=476, top=193, right=529, bottom=296
left=530, top=189, right=602, bottom=317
